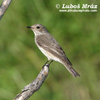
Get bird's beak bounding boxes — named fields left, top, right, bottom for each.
left=27, top=26, right=32, bottom=29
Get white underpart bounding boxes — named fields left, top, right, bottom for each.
left=33, top=29, right=62, bottom=63
left=35, top=41, right=61, bottom=63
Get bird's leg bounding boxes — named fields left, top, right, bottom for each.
left=42, top=60, right=53, bottom=68
left=44, top=60, right=50, bottom=65
left=42, top=60, right=50, bottom=68
left=48, top=60, right=53, bottom=66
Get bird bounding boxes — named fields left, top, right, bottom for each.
left=27, top=24, right=80, bottom=77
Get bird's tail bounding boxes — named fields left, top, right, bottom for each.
left=62, top=61, right=80, bottom=77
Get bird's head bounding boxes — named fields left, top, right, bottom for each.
left=27, top=24, right=48, bottom=36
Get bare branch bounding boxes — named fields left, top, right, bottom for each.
left=14, top=64, right=50, bottom=100
left=0, top=0, right=12, bottom=20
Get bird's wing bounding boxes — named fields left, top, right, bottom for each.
left=36, top=34, right=72, bottom=65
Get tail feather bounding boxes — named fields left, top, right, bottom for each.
left=62, top=62, right=80, bottom=77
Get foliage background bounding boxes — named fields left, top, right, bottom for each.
left=0, top=0, right=100, bottom=100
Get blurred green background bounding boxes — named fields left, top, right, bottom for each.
left=0, top=0, right=100, bottom=100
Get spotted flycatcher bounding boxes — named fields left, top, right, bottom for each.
left=27, top=24, right=80, bottom=77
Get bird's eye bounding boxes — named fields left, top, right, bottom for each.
left=37, top=26, right=40, bottom=29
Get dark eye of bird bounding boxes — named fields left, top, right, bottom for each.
left=37, top=26, right=40, bottom=29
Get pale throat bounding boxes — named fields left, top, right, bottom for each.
left=32, top=30, right=43, bottom=36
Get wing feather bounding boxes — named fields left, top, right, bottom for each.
left=36, top=34, right=72, bottom=65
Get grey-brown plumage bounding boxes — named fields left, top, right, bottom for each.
left=27, top=24, right=80, bottom=77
